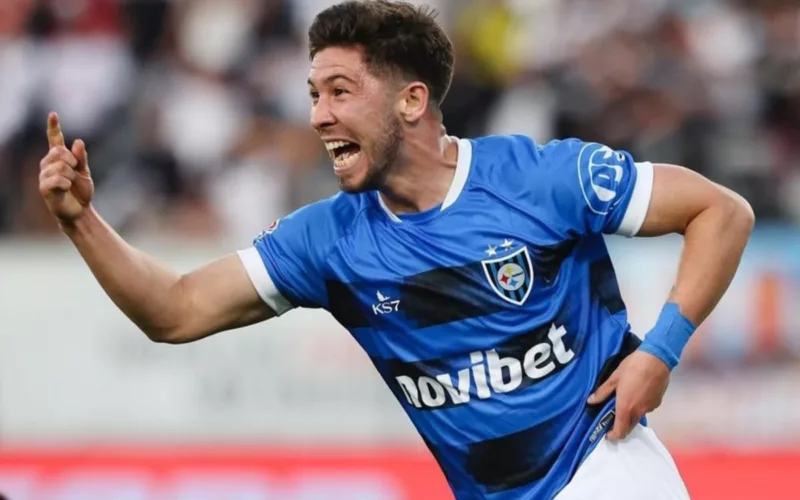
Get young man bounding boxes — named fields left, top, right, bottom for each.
left=38, top=1, right=753, bottom=498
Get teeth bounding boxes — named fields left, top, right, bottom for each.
left=325, top=140, right=352, bottom=151
left=333, top=150, right=361, bottom=170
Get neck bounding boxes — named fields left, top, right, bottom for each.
left=378, top=126, right=459, bottom=214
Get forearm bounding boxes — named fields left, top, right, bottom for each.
left=667, top=194, right=755, bottom=326
left=61, top=207, right=186, bottom=339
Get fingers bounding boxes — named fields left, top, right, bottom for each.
left=40, top=145, right=78, bottom=171
left=47, top=112, right=66, bottom=149
left=39, top=173, right=73, bottom=195
left=44, top=114, right=91, bottom=177
left=40, top=161, right=77, bottom=182
left=607, top=403, right=638, bottom=441
left=587, top=372, right=618, bottom=405
left=71, top=139, right=90, bottom=174
left=39, top=160, right=78, bottom=199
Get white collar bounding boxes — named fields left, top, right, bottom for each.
left=377, top=136, right=472, bottom=223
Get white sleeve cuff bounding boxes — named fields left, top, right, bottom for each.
left=237, top=247, right=294, bottom=316
left=615, top=161, right=654, bottom=237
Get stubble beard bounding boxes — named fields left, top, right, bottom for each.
left=341, top=112, right=404, bottom=193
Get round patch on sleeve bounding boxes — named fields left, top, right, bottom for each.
left=576, top=143, right=629, bottom=215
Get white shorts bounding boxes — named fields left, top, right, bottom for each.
left=555, top=424, right=690, bottom=500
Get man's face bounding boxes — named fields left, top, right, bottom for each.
left=308, top=46, right=403, bottom=193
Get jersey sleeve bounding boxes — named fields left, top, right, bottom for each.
left=538, top=138, right=654, bottom=237
left=237, top=205, right=332, bottom=316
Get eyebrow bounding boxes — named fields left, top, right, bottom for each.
left=307, top=74, right=357, bottom=87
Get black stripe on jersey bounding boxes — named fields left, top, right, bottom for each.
left=324, top=260, right=505, bottom=329
left=589, top=256, right=625, bottom=314
left=530, top=238, right=578, bottom=283
left=512, top=251, right=529, bottom=303
left=462, top=333, right=640, bottom=493
left=400, top=262, right=505, bottom=328
left=464, top=414, right=563, bottom=492
left=416, top=332, right=640, bottom=493
left=325, top=280, right=371, bottom=328
left=324, top=240, right=578, bottom=330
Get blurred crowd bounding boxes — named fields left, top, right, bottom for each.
left=1, top=0, right=800, bottom=242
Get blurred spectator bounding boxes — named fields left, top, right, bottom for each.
left=2, top=0, right=800, bottom=239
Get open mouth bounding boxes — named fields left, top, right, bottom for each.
left=325, top=140, right=362, bottom=171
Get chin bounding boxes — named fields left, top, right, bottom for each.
left=338, top=177, right=371, bottom=194
left=336, top=164, right=378, bottom=193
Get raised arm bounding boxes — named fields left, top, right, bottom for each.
left=39, top=113, right=274, bottom=343
left=65, top=210, right=274, bottom=343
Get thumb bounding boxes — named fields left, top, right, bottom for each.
left=71, top=139, right=90, bottom=175
left=606, top=405, right=634, bottom=441
left=587, top=374, right=618, bottom=405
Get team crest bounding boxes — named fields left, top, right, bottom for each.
left=481, top=246, right=534, bottom=306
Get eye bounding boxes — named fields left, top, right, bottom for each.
left=309, top=90, right=320, bottom=102
left=333, top=88, right=348, bottom=97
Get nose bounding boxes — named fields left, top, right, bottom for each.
left=310, top=98, right=336, bottom=131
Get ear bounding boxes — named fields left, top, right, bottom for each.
left=396, top=81, right=430, bottom=123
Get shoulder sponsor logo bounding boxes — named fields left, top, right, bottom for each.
left=577, top=143, right=628, bottom=215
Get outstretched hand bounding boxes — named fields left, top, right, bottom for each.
left=587, top=350, right=671, bottom=441
left=39, top=112, right=94, bottom=225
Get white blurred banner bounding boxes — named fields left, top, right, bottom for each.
left=0, top=231, right=799, bottom=446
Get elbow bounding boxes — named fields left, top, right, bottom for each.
left=139, top=316, right=198, bottom=345
left=711, top=188, right=755, bottom=242
left=726, top=191, right=756, bottom=236
left=141, top=325, right=186, bottom=344
left=140, top=276, right=199, bottom=344
left=147, top=334, right=184, bottom=345
left=141, top=319, right=210, bottom=345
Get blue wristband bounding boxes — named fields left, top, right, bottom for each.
left=639, top=302, right=696, bottom=371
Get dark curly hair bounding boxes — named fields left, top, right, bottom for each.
left=308, top=0, right=455, bottom=115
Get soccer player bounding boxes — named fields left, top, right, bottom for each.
left=38, top=1, right=753, bottom=498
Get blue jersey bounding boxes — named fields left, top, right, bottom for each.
left=238, top=134, right=654, bottom=499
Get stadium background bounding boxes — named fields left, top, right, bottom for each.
left=1, top=0, right=799, bottom=498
